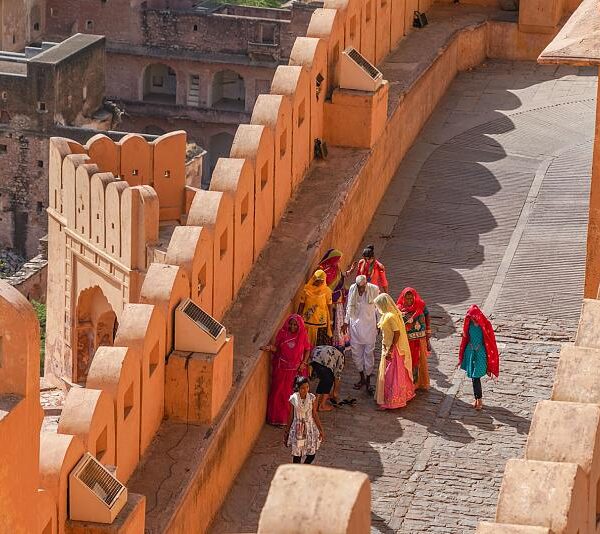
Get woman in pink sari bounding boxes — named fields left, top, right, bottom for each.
left=374, top=294, right=415, bottom=410
left=261, top=314, right=312, bottom=426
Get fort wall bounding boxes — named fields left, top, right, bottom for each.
left=0, top=1, right=588, bottom=533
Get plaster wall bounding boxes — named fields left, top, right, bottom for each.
left=210, top=158, right=256, bottom=294
left=230, top=125, right=275, bottom=260
left=270, top=66, right=311, bottom=191
left=86, top=346, right=141, bottom=483
left=113, top=303, right=166, bottom=457
left=585, top=73, right=600, bottom=298
left=186, top=190, right=234, bottom=320
left=250, top=94, right=293, bottom=226
left=0, top=282, right=42, bottom=534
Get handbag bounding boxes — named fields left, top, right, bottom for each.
left=413, top=10, right=428, bottom=28
left=295, top=419, right=307, bottom=448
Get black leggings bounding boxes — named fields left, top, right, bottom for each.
left=473, top=377, right=482, bottom=400
left=293, top=454, right=316, bottom=464
left=312, top=361, right=335, bottom=394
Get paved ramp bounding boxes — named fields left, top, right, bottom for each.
left=210, top=61, right=596, bottom=534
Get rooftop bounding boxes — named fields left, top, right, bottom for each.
left=538, top=0, right=600, bottom=65
left=0, top=34, right=105, bottom=76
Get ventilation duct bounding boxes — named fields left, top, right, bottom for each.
left=339, top=47, right=383, bottom=92
left=69, top=453, right=127, bottom=523
left=174, top=298, right=227, bottom=353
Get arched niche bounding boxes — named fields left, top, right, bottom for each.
left=74, top=286, right=117, bottom=384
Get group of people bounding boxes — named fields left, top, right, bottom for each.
left=261, top=245, right=500, bottom=464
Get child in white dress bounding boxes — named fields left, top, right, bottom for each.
left=284, top=376, right=325, bottom=463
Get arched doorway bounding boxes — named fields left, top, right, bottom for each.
left=74, top=287, right=117, bottom=384
left=211, top=70, right=245, bottom=110
left=204, top=132, right=235, bottom=188
left=143, top=63, right=177, bottom=103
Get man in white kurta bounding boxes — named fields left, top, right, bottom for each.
left=343, top=275, right=379, bottom=395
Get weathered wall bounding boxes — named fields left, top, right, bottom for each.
left=0, top=0, right=45, bottom=52
left=0, top=133, right=49, bottom=257
left=44, top=1, right=314, bottom=58
left=0, top=35, right=106, bottom=258
left=4, top=253, right=47, bottom=302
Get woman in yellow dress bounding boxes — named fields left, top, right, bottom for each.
left=298, top=269, right=333, bottom=346
left=374, top=293, right=415, bottom=410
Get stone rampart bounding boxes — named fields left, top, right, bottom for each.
left=128, top=1, right=585, bottom=532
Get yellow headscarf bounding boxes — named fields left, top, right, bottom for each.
left=302, top=269, right=332, bottom=336
left=374, top=293, right=412, bottom=378
left=374, top=293, right=402, bottom=325
left=303, top=269, right=328, bottom=297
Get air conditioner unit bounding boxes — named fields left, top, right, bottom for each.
left=174, top=298, right=227, bottom=354
left=69, top=453, right=127, bottom=523
left=339, top=47, right=383, bottom=92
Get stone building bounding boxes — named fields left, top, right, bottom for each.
left=0, top=33, right=113, bottom=260
left=43, top=0, right=318, bottom=180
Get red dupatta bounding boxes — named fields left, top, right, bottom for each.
left=396, top=287, right=426, bottom=322
left=458, top=305, right=499, bottom=378
left=275, top=314, right=310, bottom=349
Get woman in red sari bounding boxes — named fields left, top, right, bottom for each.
left=397, top=287, right=431, bottom=390
left=261, top=314, right=312, bottom=426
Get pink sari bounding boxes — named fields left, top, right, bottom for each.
left=267, top=314, right=311, bottom=425
left=380, top=346, right=415, bottom=409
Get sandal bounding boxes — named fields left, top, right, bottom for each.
left=353, top=381, right=365, bottom=390
left=367, top=386, right=375, bottom=397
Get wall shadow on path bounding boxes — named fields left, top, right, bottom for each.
left=380, top=63, right=574, bottom=401
left=210, top=62, right=587, bottom=534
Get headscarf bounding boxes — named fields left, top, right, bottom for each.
left=275, top=313, right=309, bottom=349
left=458, top=305, right=499, bottom=378
left=303, top=269, right=328, bottom=298
left=374, top=293, right=402, bottom=325
left=318, top=249, right=345, bottom=302
left=397, top=287, right=426, bottom=322
left=374, top=293, right=412, bottom=379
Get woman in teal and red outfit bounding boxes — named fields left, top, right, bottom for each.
left=397, top=287, right=432, bottom=390
left=458, top=305, right=499, bottom=410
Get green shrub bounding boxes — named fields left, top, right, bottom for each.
left=31, top=300, right=46, bottom=375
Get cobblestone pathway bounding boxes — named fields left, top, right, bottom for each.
left=210, top=61, right=597, bottom=533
